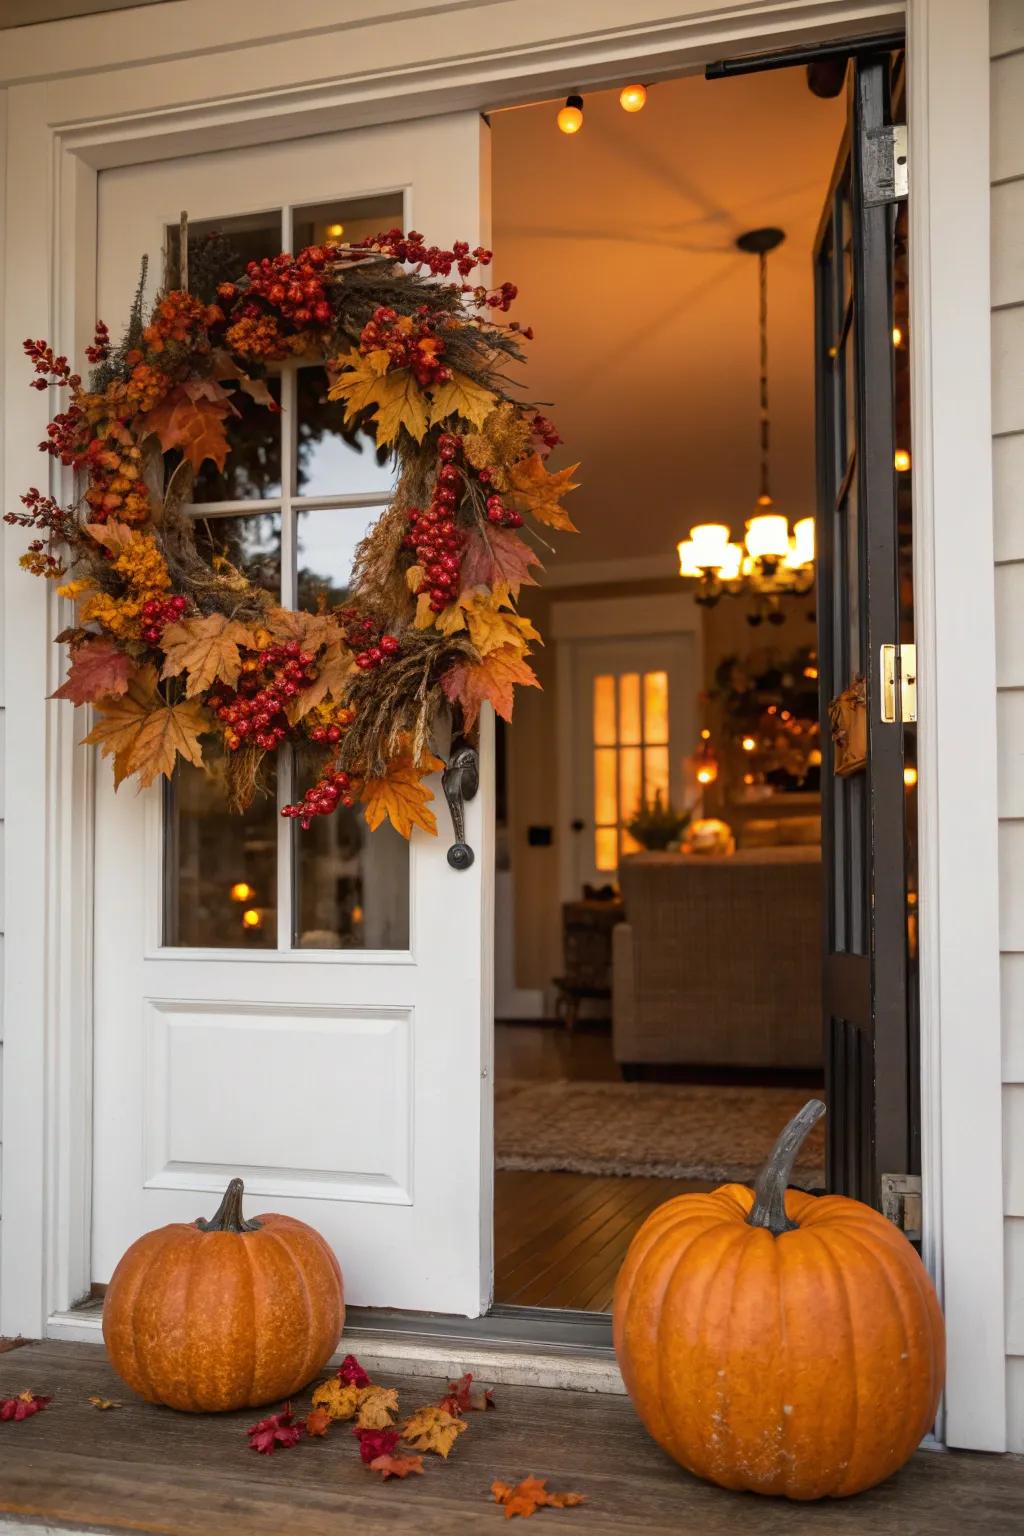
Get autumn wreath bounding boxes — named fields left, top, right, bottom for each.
left=10, top=231, right=579, bottom=839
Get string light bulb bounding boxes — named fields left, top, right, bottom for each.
left=230, top=881, right=253, bottom=902
left=619, top=83, right=647, bottom=112
left=242, top=908, right=262, bottom=930
left=894, top=448, right=911, bottom=472
left=557, top=95, right=584, bottom=134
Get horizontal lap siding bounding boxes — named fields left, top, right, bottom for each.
left=992, top=0, right=1024, bottom=1454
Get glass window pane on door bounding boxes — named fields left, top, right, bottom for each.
left=164, top=748, right=277, bottom=948
left=589, top=665, right=673, bottom=870
left=291, top=193, right=404, bottom=257
left=297, top=504, right=380, bottom=610
left=193, top=510, right=282, bottom=598
left=296, top=366, right=396, bottom=498
left=165, top=211, right=282, bottom=304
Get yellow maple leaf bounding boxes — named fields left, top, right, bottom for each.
left=83, top=665, right=209, bottom=790
left=507, top=452, right=581, bottom=532
left=400, top=1405, right=467, bottom=1459
left=310, top=1379, right=361, bottom=1422
left=360, top=750, right=444, bottom=840
left=463, top=593, right=540, bottom=658
left=355, top=1386, right=400, bottom=1429
left=159, top=613, right=256, bottom=697
left=428, top=371, right=498, bottom=431
left=328, top=351, right=429, bottom=446
left=405, top=563, right=425, bottom=594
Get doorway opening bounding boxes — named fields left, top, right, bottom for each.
left=490, top=51, right=914, bottom=1314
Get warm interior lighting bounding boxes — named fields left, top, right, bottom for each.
left=689, top=523, right=731, bottom=568
left=696, top=765, right=717, bottom=785
left=791, top=517, right=815, bottom=566
left=676, top=539, right=702, bottom=578
left=242, top=908, right=262, bottom=929
left=230, top=881, right=253, bottom=902
left=743, top=772, right=755, bottom=785
left=619, top=83, right=647, bottom=112
left=557, top=95, right=584, bottom=134
left=892, top=326, right=903, bottom=347
left=809, top=748, right=823, bottom=767
left=717, top=542, right=744, bottom=581
left=904, top=765, right=919, bottom=787
left=701, top=728, right=711, bottom=741
left=894, top=448, right=911, bottom=472
left=804, top=665, right=819, bottom=680
left=741, top=736, right=757, bottom=752
left=326, top=222, right=345, bottom=239
left=745, top=511, right=790, bottom=560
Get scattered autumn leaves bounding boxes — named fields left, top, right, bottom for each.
left=0, top=1391, right=50, bottom=1421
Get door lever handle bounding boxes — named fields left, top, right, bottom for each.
left=442, top=738, right=479, bottom=870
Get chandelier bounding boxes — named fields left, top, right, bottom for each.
left=677, top=227, right=815, bottom=623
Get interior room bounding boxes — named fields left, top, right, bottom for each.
left=489, top=66, right=853, bottom=1312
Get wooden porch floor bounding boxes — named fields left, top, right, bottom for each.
left=1, top=1341, right=1021, bottom=1534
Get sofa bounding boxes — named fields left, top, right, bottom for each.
left=612, top=847, right=823, bottom=1069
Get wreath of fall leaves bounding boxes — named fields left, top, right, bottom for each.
left=12, top=232, right=579, bottom=839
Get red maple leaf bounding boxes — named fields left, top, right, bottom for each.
left=441, top=645, right=540, bottom=731
left=369, top=1452, right=425, bottom=1480
left=461, top=525, right=541, bottom=595
left=337, top=1353, right=372, bottom=1388
left=247, top=1404, right=304, bottom=1454
left=52, top=637, right=135, bottom=705
left=0, top=1392, right=51, bottom=1422
left=438, top=1372, right=495, bottom=1416
left=354, top=1425, right=400, bottom=1465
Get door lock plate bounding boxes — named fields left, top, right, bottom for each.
left=881, top=643, right=917, bottom=724
left=880, top=1172, right=922, bottom=1239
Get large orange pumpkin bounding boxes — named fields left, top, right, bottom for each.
left=103, top=1178, right=344, bottom=1412
left=613, top=1101, right=944, bottom=1500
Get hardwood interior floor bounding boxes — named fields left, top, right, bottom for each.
left=494, top=1021, right=711, bottom=1312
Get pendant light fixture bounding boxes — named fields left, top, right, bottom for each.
left=677, top=227, right=815, bottom=620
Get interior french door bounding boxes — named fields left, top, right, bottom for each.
left=91, top=116, right=496, bottom=1314
left=814, top=53, right=918, bottom=1208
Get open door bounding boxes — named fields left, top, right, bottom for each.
left=814, top=53, right=918, bottom=1214
left=90, top=115, right=495, bottom=1317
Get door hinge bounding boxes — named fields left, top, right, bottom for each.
left=880, top=642, right=917, bottom=724
left=861, top=123, right=908, bottom=206
left=880, top=1172, right=922, bottom=1238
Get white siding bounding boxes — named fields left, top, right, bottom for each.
left=992, top=0, right=1024, bottom=1455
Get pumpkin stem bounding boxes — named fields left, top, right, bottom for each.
left=195, top=1177, right=262, bottom=1233
left=746, top=1099, right=826, bottom=1236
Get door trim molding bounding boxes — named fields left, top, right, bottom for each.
left=0, top=0, right=1008, bottom=1452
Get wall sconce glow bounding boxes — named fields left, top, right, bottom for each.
left=742, top=736, right=757, bottom=752
left=242, top=908, right=262, bottom=929
left=700, top=728, right=711, bottom=741
left=557, top=95, right=584, bottom=134
left=326, top=223, right=345, bottom=239
left=230, top=881, right=253, bottom=903
left=904, top=765, right=919, bottom=787
left=619, top=83, right=647, bottom=112
left=894, top=448, right=911, bottom=472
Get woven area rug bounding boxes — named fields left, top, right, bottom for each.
left=495, top=1080, right=826, bottom=1186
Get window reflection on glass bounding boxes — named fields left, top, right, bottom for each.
left=296, top=366, right=396, bottom=498
left=193, top=511, right=282, bottom=599
left=165, top=212, right=282, bottom=306
left=293, top=784, right=410, bottom=950
left=297, top=504, right=381, bottom=610
left=292, top=193, right=404, bottom=258
left=164, top=748, right=277, bottom=948
left=192, top=375, right=282, bottom=503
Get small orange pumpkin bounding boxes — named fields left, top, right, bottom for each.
left=103, top=1178, right=344, bottom=1412
left=613, top=1101, right=944, bottom=1500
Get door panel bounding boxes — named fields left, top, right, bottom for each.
left=91, top=116, right=495, bottom=1315
left=814, top=55, right=916, bottom=1205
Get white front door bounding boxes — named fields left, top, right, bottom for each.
left=90, top=116, right=495, bottom=1316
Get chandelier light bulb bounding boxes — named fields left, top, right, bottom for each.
left=619, top=83, right=647, bottom=112
left=745, top=512, right=789, bottom=560
left=689, top=522, right=731, bottom=569
left=557, top=95, right=584, bottom=134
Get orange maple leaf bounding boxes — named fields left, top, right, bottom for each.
left=82, top=664, right=210, bottom=788
left=159, top=613, right=256, bottom=697
left=140, top=381, right=238, bottom=473
left=360, top=751, right=444, bottom=840
left=400, top=1405, right=467, bottom=1459
left=304, top=1405, right=332, bottom=1437
left=52, top=637, right=135, bottom=706
left=461, top=526, right=541, bottom=597
left=491, top=1476, right=585, bottom=1519
left=462, top=593, right=540, bottom=658
left=369, top=1452, right=424, bottom=1480
left=507, top=453, right=581, bottom=532
left=441, top=645, right=540, bottom=731
left=84, top=519, right=142, bottom=557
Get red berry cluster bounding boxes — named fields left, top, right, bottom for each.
left=402, top=435, right=465, bottom=611
left=85, top=320, right=110, bottom=365
left=218, top=244, right=333, bottom=331
left=208, top=642, right=316, bottom=753
left=337, top=608, right=402, bottom=672
left=358, top=306, right=451, bottom=387
left=140, top=594, right=188, bottom=646
left=23, top=338, right=81, bottom=393
left=355, top=229, right=493, bottom=279
left=282, top=770, right=354, bottom=829
left=474, top=467, right=523, bottom=529
left=465, top=280, right=518, bottom=313
left=531, top=413, right=562, bottom=451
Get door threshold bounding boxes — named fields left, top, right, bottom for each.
left=49, top=1301, right=623, bottom=1395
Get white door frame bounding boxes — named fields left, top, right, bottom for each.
left=0, top=0, right=1004, bottom=1451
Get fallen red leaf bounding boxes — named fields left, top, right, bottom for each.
left=369, top=1452, right=425, bottom=1480
left=439, top=1371, right=495, bottom=1416
left=0, top=1392, right=51, bottom=1422
left=491, top=1476, right=585, bottom=1519
left=354, top=1425, right=400, bottom=1465
left=337, top=1353, right=372, bottom=1388
left=247, top=1404, right=304, bottom=1454
left=304, top=1405, right=332, bottom=1438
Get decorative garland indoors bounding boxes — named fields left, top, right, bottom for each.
left=11, top=230, right=579, bottom=858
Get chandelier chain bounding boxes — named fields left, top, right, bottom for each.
left=759, top=248, right=770, bottom=502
